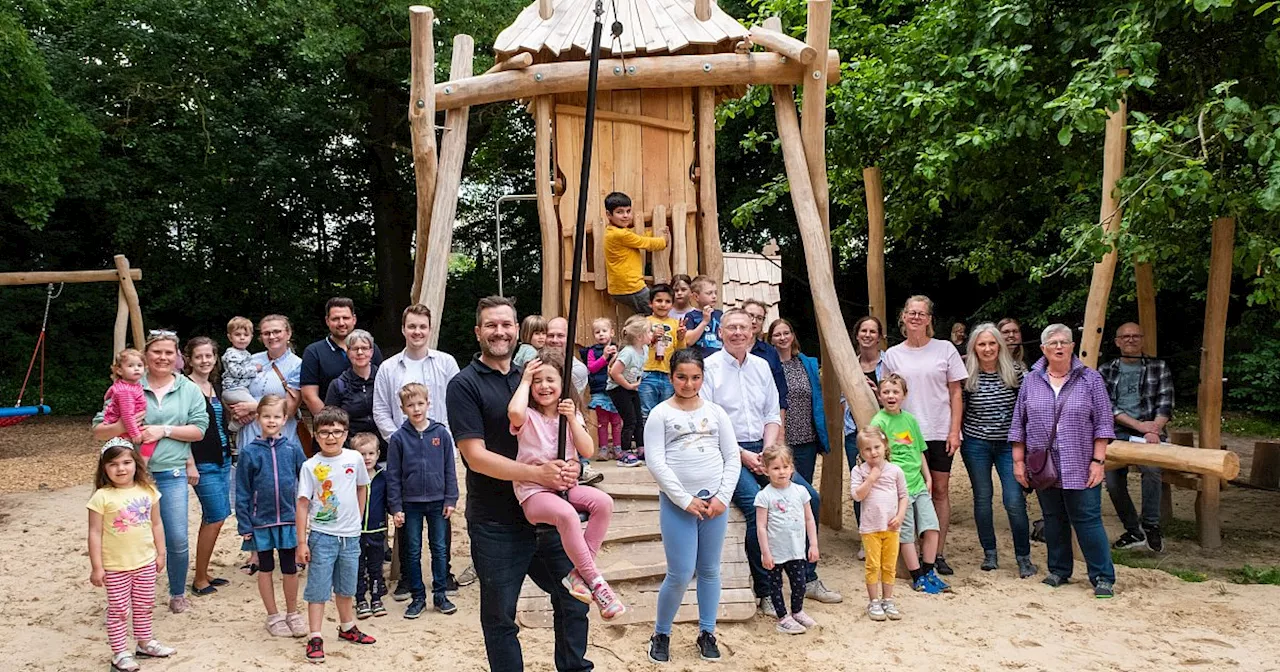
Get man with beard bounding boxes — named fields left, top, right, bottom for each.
left=447, top=296, right=591, bottom=672
left=301, top=297, right=384, bottom=415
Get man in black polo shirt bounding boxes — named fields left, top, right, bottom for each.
left=447, top=296, right=590, bottom=672
left=301, top=297, right=385, bottom=415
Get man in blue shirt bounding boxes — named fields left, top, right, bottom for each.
left=301, top=297, right=384, bottom=416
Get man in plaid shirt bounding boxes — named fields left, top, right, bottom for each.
left=1098, top=322, right=1175, bottom=553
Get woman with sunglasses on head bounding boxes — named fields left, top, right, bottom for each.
left=93, top=330, right=210, bottom=614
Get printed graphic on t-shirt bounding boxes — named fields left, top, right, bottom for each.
left=670, top=416, right=715, bottom=451
left=312, top=463, right=339, bottom=523
left=112, top=497, right=153, bottom=534
left=890, top=430, right=914, bottom=448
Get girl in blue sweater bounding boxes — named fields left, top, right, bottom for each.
left=235, top=395, right=309, bottom=638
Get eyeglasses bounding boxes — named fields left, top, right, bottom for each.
left=261, top=329, right=286, bottom=337
left=746, top=313, right=765, bottom=323
left=905, top=311, right=930, bottom=319
left=316, top=429, right=347, bottom=439
left=722, top=324, right=754, bottom=333
left=1043, top=340, right=1074, bottom=349
left=1118, top=334, right=1144, bottom=341
left=349, top=346, right=372, bottom=354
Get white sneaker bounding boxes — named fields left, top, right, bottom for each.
left=882, top=599, right=901, bottom=620
left=867, top=599, right=887, bottom=621
left=805, top=579, right=843, bottom=604
left=578, top=464, right=604, bottom=485
left=757, top=597, right=778, bottom=619
left=776, top=615, right=807, bottom=634
left=857, top=548, right=866, bottom=561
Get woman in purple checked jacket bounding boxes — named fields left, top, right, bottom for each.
left=1009, top=323, right=1117, bottom=599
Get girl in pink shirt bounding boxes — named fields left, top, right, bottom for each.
left=102, top=349, right=158, bottom=463
left=849, top=426, right=909, bottom=622
left=508, top=355, right=624, bottom=620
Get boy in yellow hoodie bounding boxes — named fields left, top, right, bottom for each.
left=602, top=192, right=667, bottom=315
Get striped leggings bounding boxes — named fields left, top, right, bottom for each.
left=105, top=563, right=156, bottom=654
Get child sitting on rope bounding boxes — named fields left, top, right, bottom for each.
left=508, top=354, right=624, bottom=620
left=603, top=191, right=667, bottom=316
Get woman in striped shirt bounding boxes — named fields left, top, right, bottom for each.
left=960, top=323, right=1036, bottom=578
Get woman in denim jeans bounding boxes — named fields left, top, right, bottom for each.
left=93, top=331, right=209, bottom=613
left=959, top=324, right=1036, bottom=578
left=185, top=336, right=235, bottom=595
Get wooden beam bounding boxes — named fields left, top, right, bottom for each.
left=695, top=0, right=711, bottom=21
left=421, top=34, right=475, bottom=348
left=539, top=0, right=552, bottom=20
left=484, top=52, right=534, bottom=75
left=864, top=166, right=887, bottom=338
left=772, top=84, right=880, bottom=533
left=114, top=286, right=128, bottom=356
left=1079, top=81, right=1128, bottom=368
left=408, top=6, right=438, bottom=305
left=113, top=255, right=144, bottom=350
left=1196, top=216, right=1235, bottom=548
left=697, top=87, right=723, bottom=302
left=1135, top=261, right=1157, bottom=356
left=535, top=96, right=561, bottom=317
left=748, top=25, right=817, bottom=64
left=1106, top=440, right=1239, bottom=480
left=1164, top=431, right=1195, bottom=523
left=652, top=204, right=671, bottom=283
left=671, top=202, right=688, bottom=275
left=432, top=50, right=843, bottom=111
left=0, top=268, right=140, bottom=286
left=555, top=104, right=692, bottom=133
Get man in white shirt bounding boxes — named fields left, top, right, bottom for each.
left=700, top=309, right=842, bottom=609
left=371, top=304, right=467, bottom=597
left=545, top=317, right=602, bottom=486
left=372, top=305, right=460, bottom=438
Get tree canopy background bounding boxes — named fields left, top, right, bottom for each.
left=2, top=0, right=1277, bottom=418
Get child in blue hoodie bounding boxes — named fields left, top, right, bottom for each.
left=235, top=395, right=309, bottom=638
left=352, top=432, right=389, bottom=619
left=386, top=383, right=458, bottom=619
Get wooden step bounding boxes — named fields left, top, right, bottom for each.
left=595, top=483, right=660, bottom=499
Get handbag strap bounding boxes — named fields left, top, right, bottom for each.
left=270, top=362, right=301, bottom=407
left=1044, top=372, right=1077, bottom=451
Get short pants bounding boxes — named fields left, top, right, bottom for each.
left=303, top=531, right=361, bottom=603
left=924, top=439, right=954, bottom=473
left=898, top=491, right=940, bottom=543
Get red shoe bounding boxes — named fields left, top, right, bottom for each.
left=337, top=625, right=376, bottom=645
left=305, top=637, right=324, bottom=663
left=591, top=580, right=626, bottom=620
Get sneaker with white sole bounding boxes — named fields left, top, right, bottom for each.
left=111, top=652, right=140, bottom=672
left=882, top=599, right=901, bottom=620
left=696, top=630, right=721, bottom=660
left=867, top=599, right=886, bottom=621
left=590, top=580, right=625, bottom=620
left=804, top=578, right=842, bottom=603
left=135, top=640, right=176, bottom=658
left=792, top=611, right=817, bottom=628
left=617, top=452, right=642, bottom=468
left=561, top=570, right=592, bottom=603
left=579, top=464, right=605, bottom=485
left=777, top=614, right=807, bottom=634
left=286, top=611, right=309, bottom=637
left=1112, top=530, right=1148, bottom=551
left=757, top=596, right=778, bottom=618
left=457, top=565, right=478, bottom=586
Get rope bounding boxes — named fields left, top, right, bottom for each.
left=11, top=282, right=58, bottom=408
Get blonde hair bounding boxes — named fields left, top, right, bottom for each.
left=227, top=316, right=253, bottom=338
left=761, top=443, right=794, bottom=468
left=351, top=432, right=380, bottom=454
left=620, top=315, right=649, bottom=347
left=898, top=295, right=935, bottom=338
left=520, top=314, right=549, bottom=345
left=256, top=394, right=287, bottom=415
left=964, top=322, right=1022, bottom=391
left=591, top=316, right=614, bottom=333
left=110, top=348, right=144, bottom=382
left=880, top=372, right=908, bottom=396
left=690, top=274, right=717, bottom=294
left=398, top=382, right=428, bottom=407
left=856, top=425, right=890, bottom=459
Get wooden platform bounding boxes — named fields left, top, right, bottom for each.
left=516, top=462, right=755, bottom=627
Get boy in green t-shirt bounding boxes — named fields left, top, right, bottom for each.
left=869, top=373, right=949, bottom=595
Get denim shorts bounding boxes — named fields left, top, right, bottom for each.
left=193, top=458, right=231, bottom=524
left=899, top=491, right=940, bottom=543
left=303, top=531, right=361, bottom=603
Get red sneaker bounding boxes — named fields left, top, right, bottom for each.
left=337, top=625, right=376, bottom=645
left=305, top=637, right=324, bottom=663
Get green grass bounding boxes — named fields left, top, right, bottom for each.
left=1111, top=548, right=1208, bottom=582
left=1172, top=408, right=1280, bottom=438
left=1229, top=565, right=1280, bottom=585
left=1162, top=517, right=1197, bottom=542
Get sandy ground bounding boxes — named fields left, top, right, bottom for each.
left=2, top=417, right=1280, bottom=671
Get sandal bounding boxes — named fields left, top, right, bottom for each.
left=240, top=563, right=259, bottom=576
left=191, top=583, right=217, bottom=596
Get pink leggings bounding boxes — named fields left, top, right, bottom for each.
left=521, top=487, right=614, bottom=585
left=105, top=562, right=156, bottom=654
left=596, top=409, right=622, bottom=448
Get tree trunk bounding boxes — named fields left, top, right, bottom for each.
left=367, top=88, right=414, bottom=346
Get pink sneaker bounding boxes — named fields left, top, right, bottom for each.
left=591, top=580, right=626, bottom=620
left=561, top=570, right=592, bottom=604
left=793, top=611, right=817, bottom=628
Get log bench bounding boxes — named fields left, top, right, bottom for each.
left=1104, top=433, right=1240, bottom=542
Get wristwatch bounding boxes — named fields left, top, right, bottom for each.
left=163, top=425, right=173, bottom=438
left=1091, top=457, right=1105, bottom=465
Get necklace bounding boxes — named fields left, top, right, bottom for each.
left=1047, top=370, right=1069, bottom=379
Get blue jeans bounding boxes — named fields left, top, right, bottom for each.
left=638, top=372, right=674, bottom=419
left=1105, top=464, right=1162, bottom=535
left=152, top=469, right=190, bottom=597
left=655, top=494, right=728, bottom=635
left=791, top=440, right=821, bottom=484
left=1036, top=485, right=1115, bottom=586
left=403, top=501, right=449, bottom=601
left=469, top=521, right=591, bottom=672
left=731, top=440, right=819, bottom=597
left=303, top=531, right=361, bottom=602
left=193, top=458, right=231, bottom=525
left=960, top=438, right=1031, bottom=557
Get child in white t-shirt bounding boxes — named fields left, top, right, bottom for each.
left=296, top=407, right=374, bottom=663
left=753, top=444, right=819, bottom=634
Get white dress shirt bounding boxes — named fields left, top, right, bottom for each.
left=699, top=349, right=781, bottom=444
left=372, top=348, right=460, bottom=440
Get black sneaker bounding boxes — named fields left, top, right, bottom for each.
left=404, top=599, right=427, bottom=619
left=1144, top=525, right=1164, bottom=553
left=446, top=573, right=459, bottom=595
left=648, top=633, right=670, bottom=663
left=370, top=599, right=387, bottom=617
left=355, top=599, right=372, bottom=620
left=934, top=555, right=954, bottom=576
left=1094, top=580, right=1115, bottom=599
left=392, top=583, right=412, bottom=602
left=696, top=631, right=721, bottom=661
left=305, top=636, right=324, bottom=663
left=434, top=596, right=458, bottom=615
left=1042, top=573, right=1069, bottom=587
left=1112, top=531, right=1148, bottom=551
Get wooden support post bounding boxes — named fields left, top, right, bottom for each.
left=539, top=0, right=553, bottom=20
left=864, top=166, right=887, bottom=335
left=772, top=84, right=879, bottom=531
left=535, top=96, right=561, bottom=317
left=652, top=205, right=671, bottom=283
left=1079, top=80, right=1128, bottom=368
left=1166, top=431, right=1195, bottom=524
left=485, top=52, right=534, bottom=75
left=114, top=286, right=128, bottom=356
left=671, top=202, right=688, bottom=275
left=695, top=0, right=711, bottom=21
left=1135, top=261, right=1157, bottom=355
left=408, top=5, right=438, bottom=305
left=1196, top=216, right=1235, bottom=548
left=696, top=87, right=723, bottom=301
left=113, top=255, right=144, bottom=350
left=0, top=269, right=141, bottom=285
left=421, top=34, right=475, bottom=348
left=747, top=26, right=817, bottom=64
left=1250, top=442, right=1280, bottom=488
